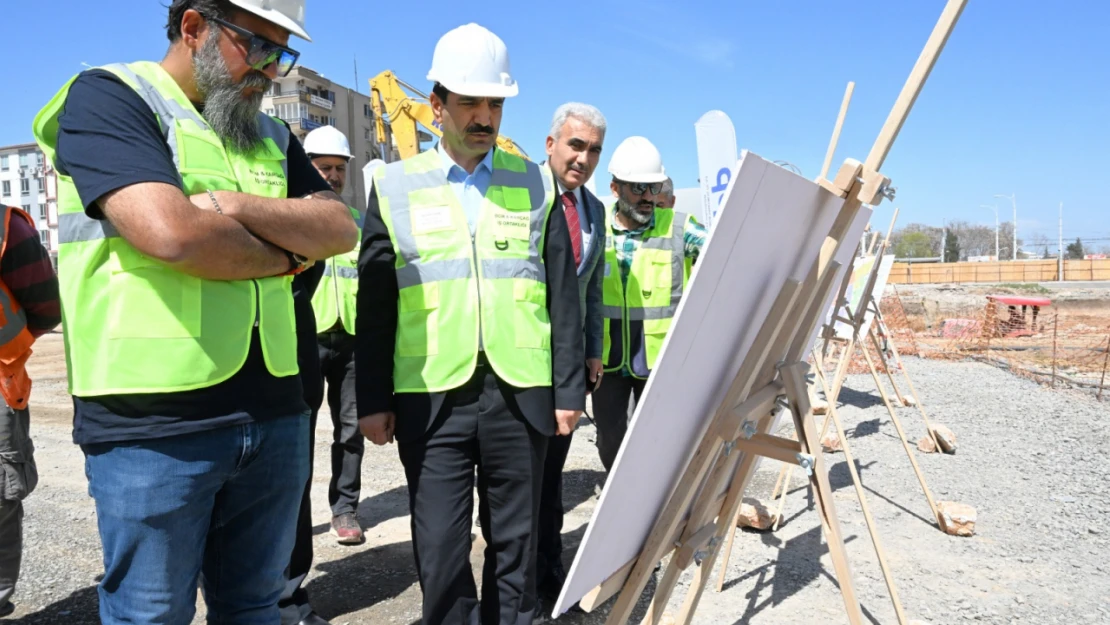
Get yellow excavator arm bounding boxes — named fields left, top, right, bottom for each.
left=369, top=70, right=530, bottom=161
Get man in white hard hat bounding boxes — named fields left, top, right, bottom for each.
left=534, top=102, right=608, bottom=614
left=278, top=125, right=365, bottom=625
left=594, top=137, right=706, bottom=472
left=356, top=23, right=586, bottom=625
left=32, top=0, right=358, bottom=622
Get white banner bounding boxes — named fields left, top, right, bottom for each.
left=694, top=110, right=738, bottom=229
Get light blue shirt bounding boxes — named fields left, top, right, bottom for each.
left=438, top=142, right=494, bottom=236
left=556, top=180, right=593, bottom=271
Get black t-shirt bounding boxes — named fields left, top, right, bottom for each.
left=55, top=69, right=330, bottom=445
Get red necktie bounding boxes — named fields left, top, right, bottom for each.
left=562, top=191, right=582, bottom=267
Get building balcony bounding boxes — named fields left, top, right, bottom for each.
left=270, top=89, right=333, bottom=111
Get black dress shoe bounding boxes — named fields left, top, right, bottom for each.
left=297, top=613, right=331, bottom=625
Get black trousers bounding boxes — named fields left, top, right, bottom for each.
left=399, top=359, right=548, bottom=625
left=279, top=330, right=364, bottom=624
left=535, top=428, right=572, bottom=592
left=591, top=375, right=647, bottom=472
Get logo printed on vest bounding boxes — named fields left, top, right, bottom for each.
left=491, top=208, right=530, bottom=241
left=413, top=206, right=453, bottom=233
left=252, top=169, right=285, bottom=187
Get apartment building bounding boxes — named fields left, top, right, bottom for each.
left=261, top=66, right=390, bottom=212
left=0, top=143, right=58, bottom=261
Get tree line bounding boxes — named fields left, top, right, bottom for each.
left=886, top=220, right=1099, bottom=261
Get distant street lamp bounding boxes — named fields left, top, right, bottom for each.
left=980, top=204, right=1000, bottom=259
left=995, top=193, right=1017, bottom=260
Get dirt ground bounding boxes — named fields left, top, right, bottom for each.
left=6, top=332, right=1110, bottom=624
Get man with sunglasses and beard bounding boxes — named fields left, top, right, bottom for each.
left=357, top=23, right=585, bottom=625
left=32, top=1, right=357, bottom=623
left=593, top=137, right=706, bottom=473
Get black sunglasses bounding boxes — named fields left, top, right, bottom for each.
left=620, top=180, right=664, bottom=195
left=204, top=14, right=300, bottom=77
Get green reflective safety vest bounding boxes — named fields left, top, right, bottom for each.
left=33, top=61, right=299, bottom=397
left=312, top=206, right=361, bottom=335
left=601, top=208, right=693, bottom=379
left=374, top=148, right=556, bottom=392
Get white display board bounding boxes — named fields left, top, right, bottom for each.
left=555, top=151, right=846, bottom=616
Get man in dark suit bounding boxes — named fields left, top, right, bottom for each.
left=535, top=103, right=608, bottom=613
left=355, top=23, right=585, bottom=625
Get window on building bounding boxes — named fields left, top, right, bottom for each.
left=22, top=204, right=30, bottom=214
left=364, top=104, right=373, bottom=118
left=39, top=230, right=49, bottom=245
left=364, top=128, right=371, bottom=140
left=0, top=155, right=7, bottom=171
left=328, top=116, right=337, bottom=126
left=39, top=204, right=47, bottom=219
left=1, top=181, right=9, bottom=196
left=36, top=177, right=45, bottom=193
left=19, top=152, right=30, bottom=167
left=20, top=179, right=29, bottom=194
left=36, top=152, right=44, bottom=166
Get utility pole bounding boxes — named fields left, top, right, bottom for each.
left=996, top=193, right=1018, bottom=259
left=981, top=204, right=1000, bottom=259
left=1058, top=202, right=1063, bottom=282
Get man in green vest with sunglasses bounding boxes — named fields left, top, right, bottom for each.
left=356, top=23, right=586, bottom=625
left=32, top=1, right=358, bottom=623
left=593, top=137, right=707, bottom=473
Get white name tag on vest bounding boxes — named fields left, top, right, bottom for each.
left=412, top=206, right=454, bottom=233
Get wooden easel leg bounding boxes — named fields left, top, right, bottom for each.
left=782, top=363, right=864, bottom=625
left=814, top=360, right=909, bottom=624
left=870, top=328, right=910, bottom=407
left=877, top=321, right=943, bottom=447
left=857, top=337, right=941, bottom=524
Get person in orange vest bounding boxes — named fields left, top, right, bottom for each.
left=0, top=203, right=61, bottom=617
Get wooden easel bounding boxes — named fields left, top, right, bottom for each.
left=816, top=244, right=945, bottom=528
left=576, top=3, right=967, bottom=623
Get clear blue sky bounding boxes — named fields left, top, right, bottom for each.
left=2, top=0, right=1106, bottom=250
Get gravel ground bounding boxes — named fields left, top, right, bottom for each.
left=6, top=334, right=1109, bottom=623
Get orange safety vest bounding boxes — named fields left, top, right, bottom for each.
left=0, top=205, right=37, bottom=410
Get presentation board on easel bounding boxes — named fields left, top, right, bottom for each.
left=554, top=151, right=845, bottom=616
left=827, top=253, right=896, bottom=341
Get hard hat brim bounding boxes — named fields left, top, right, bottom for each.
left=307, top=151, right=353, bottom=160
left=431, top=77, right=519, bottom=99
left=611, top=171, right=669, bottom=184
left=231, top=3, right=312, bottom=41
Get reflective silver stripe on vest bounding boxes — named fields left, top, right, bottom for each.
left=104, top=63, right=203, bottom=177
left=58, top=212, right=119, bottom=244
left=257, top=115, right=291, bottom=180
left=0, top=212, right=29, bottom=343
left=379, top=153, right=548, bottom=290
left=396, top=258, right=470, bottom=290
left=323, top=265, right=359, bottom=279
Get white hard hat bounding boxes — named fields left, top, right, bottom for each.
left=227, top=0, right=311, bottom=41
left=426, top=23, right=518, bottom=98
left=608, top=136, right=667, bottom=184
left=303, top=125, right=352, bottom=160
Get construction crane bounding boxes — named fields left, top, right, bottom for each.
left=368, top=70, right=530, bottom=162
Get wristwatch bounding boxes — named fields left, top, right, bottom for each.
left=284, top=249, right=310, bottom=275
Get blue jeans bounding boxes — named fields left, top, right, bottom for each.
left=82, top=412, right=310, bottom=625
